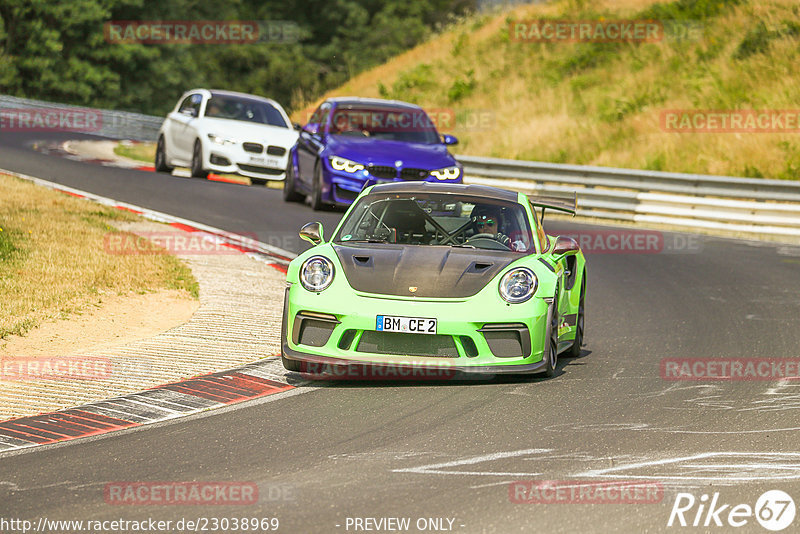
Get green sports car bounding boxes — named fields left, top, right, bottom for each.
left=281, top=182, right=586, bottom=378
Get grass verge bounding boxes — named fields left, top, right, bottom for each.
left=114, top=140, right=155, bottom=163
left=296, top=0, right=800, bottom=180
left=0, top=172, right=198, bottom=340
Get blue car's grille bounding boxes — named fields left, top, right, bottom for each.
left=400, top=168, right=430, bottom=180
left=367, top=165, right=397, bottom=180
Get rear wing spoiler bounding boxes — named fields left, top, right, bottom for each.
left=529, top=192, right=577, bottom=219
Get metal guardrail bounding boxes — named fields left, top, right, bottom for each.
left=0, top=95, right=163, bottom=141
left=2, top=94, right=799, bottom=237
left=459, top=155, right=800, bottom=237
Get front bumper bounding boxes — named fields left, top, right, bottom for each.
left=323, top=167, right=463, bottom=205
left=281, top=284, right=551, bottom=375
left=206, top=143, right=289, bottom=180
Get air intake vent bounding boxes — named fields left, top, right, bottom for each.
left=243, top=142, right=263, bottom=153
left=357, top=331, right=458, bottom=358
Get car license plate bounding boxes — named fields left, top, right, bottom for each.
left=265, top=157, right=280, bottom=167
left=248, top=156, right=265, bottom=164
left=376, top=315, right=437, bottom=334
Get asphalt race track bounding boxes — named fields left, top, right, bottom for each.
left=3, top=132, right=800, bottom=533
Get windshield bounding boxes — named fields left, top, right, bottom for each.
left=335, top=193, right=535, bottom=253
left=329, top=106, right=440, bottom=144
left=204, top=95, right=288, bottom=128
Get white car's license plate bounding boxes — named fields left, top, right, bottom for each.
left=265, top=157, right=280, bottom=167
left=248, top=156, right=265, bottom=163
left=376, top=315, right=437, bottom=334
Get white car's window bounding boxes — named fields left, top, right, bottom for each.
left=204, top=95, right=288, bottom=128
left=177, top=94, right=201, bottom=115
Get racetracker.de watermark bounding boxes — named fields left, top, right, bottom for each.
left=104, top=482, right=258, bottom=505
left=104, top=20, right=300, bottom=44
left=509, top=19, right=703, bottom=43
left=103, top=231, right=260, bottom=255
left=661, top=358, right=800, bottom=381
left=0, top=357, right=111, bottom=381
left=559, top=230, right=702, bottom=254
left=0, top=108, right=102, bottom=132
left=661, top=110, right=800, bottom=133
left=509, top=480, right=663, bottom=504
left=298, top=361, right=459, bottom=381
left=318, top=108, right=495, bottom=133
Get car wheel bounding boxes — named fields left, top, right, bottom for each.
left=283, top=159, right=303, bottom=202
left=539, top=286, right=559, bottom=378
left=154, top=136, right=174, bottom=173
left=309, top=162, right=325, bottom=211
left=191, top=140, right=209, bottom=179
left=251, top=177, right=268, bottom=186
left=565, top=274, right=585, bottom=358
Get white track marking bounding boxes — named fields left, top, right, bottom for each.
left=580, top=452, right=800, bottom=482
left=392, top=449, right=552, bottom=476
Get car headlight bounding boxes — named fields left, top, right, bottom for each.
left=300, top=256, right=335, bottom=292
left=329, top=156, right=365, bottom=173
left=498, top=268, right=538, bottom=303
left=207, top=133, right=237, bottom=146
left=430, top=166, right=461, bottom=180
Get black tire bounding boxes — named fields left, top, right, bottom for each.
left=283, top=160, right=303, bottom=202
left=154, top=136, right=174, bottom=173
left=565, top=274, right=585, bottom=358
left=190, top=140, right=209, bottom=179
left=250, top=177, right=268, bottom=186
left=539, top=287, right=559, bottom=378
left=309, top=163, right=325, bottom=211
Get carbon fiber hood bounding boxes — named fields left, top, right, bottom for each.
left=333, top=244, right=516, bottom=298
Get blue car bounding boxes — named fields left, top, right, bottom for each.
left=283, top=97, right=463, bottom=210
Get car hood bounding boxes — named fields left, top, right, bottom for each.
left=325, top=136, right=457, bottom=170
left=333, top=244, right=516, bottom=298
left=200, top=118, right=298, bottom=146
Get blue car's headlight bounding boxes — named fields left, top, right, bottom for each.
left=329, top=156, right=365, bottom=173
left=499, top=268, right=538, bottom=303
left=300, top=256, right=335, bottom=292
left=430, top=166, right=461, bottom=180
left=207, top=133, right=237, bottom=146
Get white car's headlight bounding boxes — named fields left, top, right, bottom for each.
left=300, top=256, right=335, bottom=292
left=207, top=133, right=237, bottom=146
left=430, top=166, right=461, bottom=180
left=329, top=156, right=365, bottom=173
left=499, top=268, right=538, bottom=303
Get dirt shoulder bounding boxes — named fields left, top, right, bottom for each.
left=0, top=289, right=198, bottom=358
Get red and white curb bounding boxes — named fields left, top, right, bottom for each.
left=0, top=167, right=296, bottom=272
left=0, top=359, right=294, bottom=452
left=0, top=168, right=305, bottom=451
left=35, top=140, right=252, bottom=185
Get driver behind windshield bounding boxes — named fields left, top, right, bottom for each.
left=471, top=206, right=527, bottom=252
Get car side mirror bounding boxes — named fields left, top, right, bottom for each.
left=442, top=134, right=458, bottom=145
left=293, top=122, right=302, bottom=131
left=300, top=222, right=323, bottom=246
left=303, top=123, right=320, bottom=136
left=553, top=236, right=579, bottom=256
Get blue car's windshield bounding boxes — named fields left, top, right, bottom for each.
left=205, top=95, right=288, bottom=128
left=329, top=106, right=441, bottom=144
left=335, top=193, right=535, bottom=253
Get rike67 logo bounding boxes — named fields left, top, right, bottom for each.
left=668, top=490, right=796, bottom=531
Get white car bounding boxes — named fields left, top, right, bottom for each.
left=155, top=89, right=299, bottom=185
